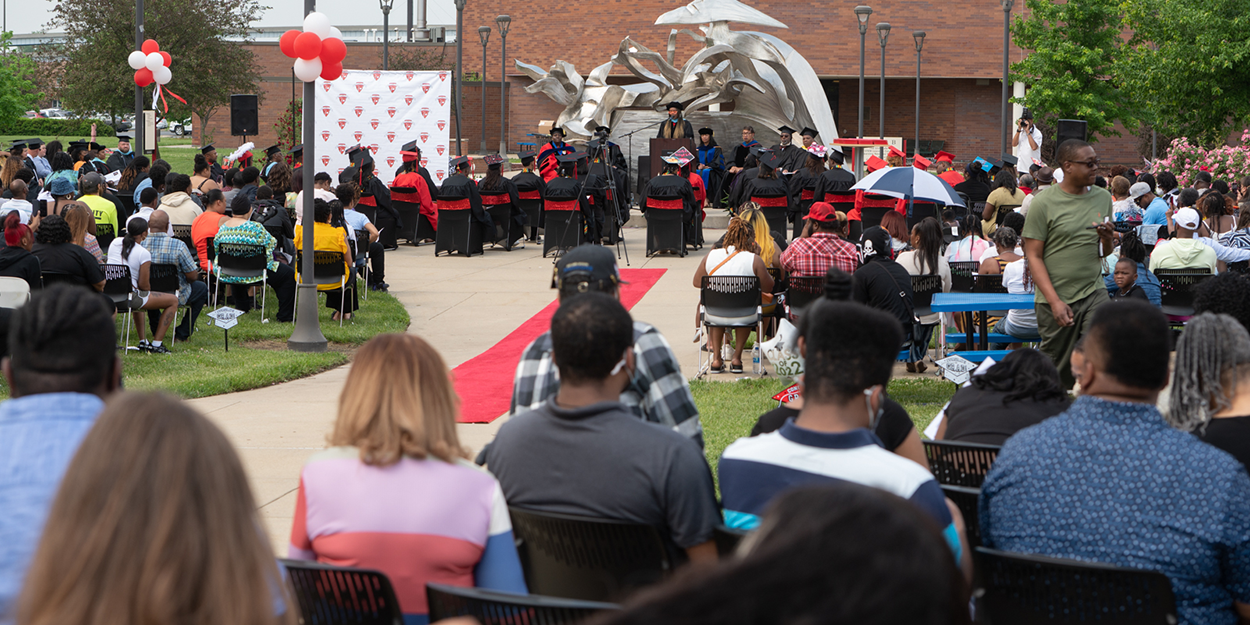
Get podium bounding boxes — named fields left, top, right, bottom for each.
left=650, top=138, right=696, bottom=180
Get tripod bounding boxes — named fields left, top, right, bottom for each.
left=549, top=138, right=631, bottom=266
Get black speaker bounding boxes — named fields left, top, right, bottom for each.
left=230, top=94, right=258, bottom=136
left=1056, top=119, right=1087, bottom=148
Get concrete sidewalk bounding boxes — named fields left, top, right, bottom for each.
left=192, top=227, right=723, bottom=552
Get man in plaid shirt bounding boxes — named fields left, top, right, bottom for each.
left=510, top=245, right=703, bottom=447
left=141, top=210, right=208, bottom=341
left=781, top=201, right=859, bottom=277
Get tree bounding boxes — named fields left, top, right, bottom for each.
left=1010, top=0, right=1136, bottom=141
left=0, top=32, right=42, bottom=123
left=50, top=0, right=262, bottom=139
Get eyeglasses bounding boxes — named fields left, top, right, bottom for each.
left=1066, top=159, right=1100, bottom=169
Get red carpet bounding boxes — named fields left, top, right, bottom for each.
left=452, top=268, right=667, bottom=423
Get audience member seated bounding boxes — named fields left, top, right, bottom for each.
left=216, top=194, right=296, bottom=322
left=191, top=189, right=228, bottom=271
left=293, top=172, right=339, bottom=223
left=0, top=285, right=118, bottom=618
left=692, top=217, right=774, bottom=374
left=106, top=218, right=180, bottom=353
left=880, top=210, right=910, bottom=255
left=981, top=299, right=1250, bottom=625
left=1103, top=231, right=1161, bottom=306
left=14, top=393, right=291, bottom=625
left=897, top=217, right=950, bottom=371
left=290, top=334, right=527, bottom=624
left=0, top=180, right=31, bottom=224
left=752, top=395, right=928, bottom=468
left=1168, top=313, right=1250, bottom=472
left=485, top=293, right=720, bottom=564
left=852, top=227, right=914, bottom=344
left=0, top=213, right=40, bottom=290
left=945, top=215, right=988, bottom=262
left=977, top=226, right=1023, bottom=275
left=936, top=349, right=1070, bottom=445
left=718, top=300, right=968, bottom=574
left=63, top=203, right=103, bottom=263
left=1150, top=207, right=1217, bottom=273
left=588, top=483, right=969, bottom=625
left=31, top=214, right=104, bottom=291
left=126, top=186, right=158, bottom=228
left=512, top=244, right=702, bottom=444
left=142, top=210, right=206, bottom=342
left=293, top=199, right=356, bottom=321
left=1194, top=272, right=1250, bottom=332
left=334, top=183, right=388, bottom=293
left=189, top=153, right=220, bottom=194
left=1201, top=190, right=1234, bottom=237
left=1111, top=176, right=1139, bottom=222
left=76, top=173, right=117, bottom=241
left=780, top=202, right=857, bottom=277
left=1220, top=206, right=1250, bottom=250
left=982, top=170, right=1025, bottom=237
left=1110, top=257, right=1149, bottom=300
left=156, top=174, right=202, bottom=227
left=252, top=186, right=294, bottom=261
left=953, top=161, right=991, bottom=204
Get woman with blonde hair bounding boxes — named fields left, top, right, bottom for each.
left=0, top=155, right=23, bottom=188
left=692, top=217, right=775, bottom=373
left=16, top=392, right=294, bottom=625
left=289, top=333, right=527, bottom=624
left=737, top=202, right=785, bottom=278
left=62, top=202, right=103, bottom=262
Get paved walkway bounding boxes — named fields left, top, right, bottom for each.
left=191, top=228, right=725, bottom=551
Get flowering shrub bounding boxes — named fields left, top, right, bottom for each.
left=1154, top=133, right=1250, bottom=186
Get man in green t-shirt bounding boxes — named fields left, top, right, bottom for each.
left=77, top=172, right=118, bottom=240
left=1021, top=139, right=1116, bottom=389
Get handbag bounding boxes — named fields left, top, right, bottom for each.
left=708, top=249, right=774, bottom=305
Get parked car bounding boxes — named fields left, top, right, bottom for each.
left=156, top=118, right=168, bottom=129
left=24, top=110, right=43, bottom=118
left=171, top=118, right=192, bottom=136
left=39, top=108, right=67, bottom=118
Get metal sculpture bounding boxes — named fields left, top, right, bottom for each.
left=515, top=0, right=839, bottom=144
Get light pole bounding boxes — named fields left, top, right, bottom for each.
left=913, top=30, right=925, bottom=160
left=134, top=0, right=144, bottom=154
left=454, top=0, right=465, bottom=156
left=1001, top=0, right=1015, bottom=155
left=289, top=0, right=327, bottom=352
left=855, top=6, right=872, bottom=140
left=877, top=22, right=890, bottom=141
left=380, top=0, right=394, bottom=70
left=407, top=0, right=412, bottom=41
left=496, top=15, right=510, bottom=156
left=478, top=26, right=490, bottom=154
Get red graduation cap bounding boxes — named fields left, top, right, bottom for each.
left=912, top=154, right=932, bottom=170
left=934, top=150, right=955, bottom=163
left=887, top=145, right=906, bottom=160
left=866, top=155, right=889, bottom=172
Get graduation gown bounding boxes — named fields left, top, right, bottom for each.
left=728, top=167, right=759, bottom=209
left=543, top=175, right=594, bottom=242
left=210, top=161, right=225, bottom=184
left=812, top=167, right=858, bottom=201
left=357, top=174, right=400, bottom=234
left=537, top=141, right=575, bottom=182
left=742, top=175, right=792, bottom=219
left=789, top=168, right=821, bottom=220
left=657, top=118, right=694, bottom=140
left=392, top=171, right=436, bottom=230
left=511, top=170, right=546, bottom=231
left=439, top=173, right=494, bottom=235
left=106, top=151, right=134, bottom=173
left=641, top=173, right=695, bottom=216
left=696, top=144, right=726, bottom=208
left=770, top=144, right=806, bottom=173
left=477, top=178, right=527, bottom=245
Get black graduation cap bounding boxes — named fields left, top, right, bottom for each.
left=88, top=141, right=105, bottom=151
left=26, top=138, right=43, bottom=148
left=749, top=146, right=768, bottom=157
left=448, top=155, right=471, bottom=169
left=594, top=125, right=610, bottom=133
left=698, top=127, right=714, bottom=136
left=557, top=151, right=588, bottom=163
left=484, top=154, right=505, bottom=166
left=115, top=134, right=132, bottom=142
left=8, top=141, right=25, bottom=151
left=550, top=126, right=565, bottom=136
left=265, top=145, right=281, bottom=158
left=401, top=139, right=420, bottom=152
left=800, top=127, right=818, bottom=138
left=289, top=144, right=303, bottom=156
left=663, top=101, right=685, bottom=111
left=1000, top=154, right=1019, bottom=168
left=987, top=157, right=1004, bottom=176
left=201, top=144, right=216, bottom=154
left=346, top=145, right=374, bottom=168
left=777, top=125, right=797, bottom=135
left=828, top=148, right=845, bottom=164
left=760, top=152, right=784, bottom=170
left=518, top=150, right=536, bottom=161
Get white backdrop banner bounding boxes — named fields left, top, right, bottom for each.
left=313, top=69, right=452, bottom=186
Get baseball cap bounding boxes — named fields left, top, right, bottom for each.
left=1174, top=207, right=1201, bottom=230
left=808, top=201, right=840, bottom=223
left=1129, top=181, right=1152, bottom=200
left=552, top=244, right=626, bottom=291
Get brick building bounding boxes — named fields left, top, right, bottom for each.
left=198, top=1, right=1147, bottom=169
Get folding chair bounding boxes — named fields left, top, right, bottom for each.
left=644, top=199, right=685, bottom=257
left=434, top=198, right=484, bottom=257
left=857, top=190, right=897, bottom=231
left=101, top=263, right=140, bottom=349
left=911, top=274, right=943, bottom=363
left=922, top=440, right=1001, bottom=488
left=39, top=271, right=82, bottom=288
left=213, top=242, right=269, bottom=323
left=542, top=199, right=582, bottom=258
left=906, top=200, right=940, bottom=230
left=389, top=187, right=420, bottom=244
left=426, top=583, right=619, bottom=625
left=949, top=261, right=981, bottom=293
left=941, top=484, right=982, bottom=548
left=279, top=559, right=404, bottom=625
left=785, top=275, right=825, bottom=321
left=147, top=262, right=187, bottom=332
left=312, top=250, right=349, bottom=326
left=697, top=275, right=764, bottom=379
left=0, top=276, right=31, bottom=308
left=517, top=189, right=543, bottom=242
left=749, top=194, right=788, bottom=241
left=1155, top=269, right=1214, bottom=319
left=353, top=229, right=370, bottom=301
left=95, top=223, right=116, bottom=256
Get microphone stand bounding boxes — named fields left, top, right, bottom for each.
left=621, top=119, right=668, bottom=209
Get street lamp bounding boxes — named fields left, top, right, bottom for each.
left=380, top=0, right=394, bottom=70
left=913, top=30, right=925, bottom=161
left=1001, top=0, right=1015, bottom=155
left=289, top=0, right=327, bottom=352
left=855, top=6, right=872, bottom=141
left=496, top=15, right=511, bottom=156
left=454, top=0, right=466, bottom=156
left=877, top=22, right=890, bottom=141
left=479, top=26, right=491, bottom=154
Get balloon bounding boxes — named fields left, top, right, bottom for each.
left=293, top=57, right=323, bottom=82
left=319, top=36, right=346, bottom=64
left=320, top=61, right=342, bottom=81
left=160, top=51, right=172, bottom=67
left=141, top=39, right=159, bottom=55
left=294, top=31, right=322, bottom=61
left=329, top=26, right=343, bottom=40
left=153, top=65, right=172, bottom=85
left=279, top=29, right=301, bottom=58
left=145, top=52, right=164, bottom=71
left=134, top=68, right=154, bottom=87
left=303, top=12, right=332, bottom=38
left=127, top=50, right=147, bottom=70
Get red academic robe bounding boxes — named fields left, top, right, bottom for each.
left=393, top=171, right=436, bottom=230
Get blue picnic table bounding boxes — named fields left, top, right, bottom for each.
left=930, top=293, right=1036, bottom=355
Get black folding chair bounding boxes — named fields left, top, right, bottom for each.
left=907, top=200, right=941, bottom=230
left=949, top=261, right=981, bottom=293
left=645, top=206, right=685, bottom=257
left=95, top=223, right=116, bottom=256
left=976, top=547, right=1178, bottom=625
left=389, top=187, right=420, bottom=244
left=542, top=203, right=582, bottom=258
left=435, top=202, right=485, bottom=257
left=911, top=274, right=943, bottom=362
left=148, top=262, right=187, bottom=331
left=280, top=559, right=404, bottom=625
left=213, top=241, right=269, bottom=322
left=922, top=440, right=1001, bottom=488
left=941, top=484, right=982, bottom=548
left=40, top=270, right=85, bottom=288
left=785, top=275, right=825, bottom=321
left=101, top=263, right=139, bottom=349
left=306, top=250, right=348, bottom=326
left=426, top=583, right=618, bottom=625
left=1155, top=269, right=1214, bottom=318
left=508, top=507, right=673, bottom=603
left=352, top=229, right=371, bottom=300
left=698, top=275, right=764, bottom=378
left=974, top=273, right=1009, bottom=294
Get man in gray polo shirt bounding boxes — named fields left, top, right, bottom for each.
left=484, top=292, right=720, bottom=563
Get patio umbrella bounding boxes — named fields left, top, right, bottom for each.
left=851, top=166, right=966, bottom=207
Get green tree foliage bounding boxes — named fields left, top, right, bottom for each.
left=50, top=0, right=263, bottom=139
left=1010, top=0, right=1135, bottom=141
left=0, top=32, right=42, bottom=125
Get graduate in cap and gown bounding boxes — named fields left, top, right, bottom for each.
left=200, top=144, right=225, bottom=183
left=934, top=151, right=964, bottom=186
left=537, top=126, right=575, bottom=182
left=260, top=145, right=283, bottom=182
left=105, top=135, right=135, bottom=172
left=812, top=148, right=858, bottom=203
left=289, top=144, right=304, bottom=189
left=439, top=155, right=494, bottom=241
left=543, top=152, right=596, bottom=243
left=25, top=138, right=50, bottom=184
left=642, top=151, right=699, bottom=248
left=657, top=101, right=694, bottom=139
left=392, top=144, right=437, bottom=234
left=789, top=143, right=827, bottom=237
left=344, top=145, right=400, bottom=250
left=728, top=147, right=767, bottom=209
left=695, top=127, right=726, bottom=209
left=770, top=125, right=807, bottom=175
left=77, top=142, right=111, bottom=175
left=393, top=140, right=440, bottom=203
left=511, top=150, right=546, bottom=241
left=742, top=152, right=793, bottom=231
left=476, top=153, right=527, bottom=249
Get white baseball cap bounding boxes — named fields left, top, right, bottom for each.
left=1129, top=181, right=1153, bottom=199
left=1174, top=207, right=1201, bottom=230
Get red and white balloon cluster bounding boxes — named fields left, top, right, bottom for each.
left=127, top=39, right=172, bottom=87
left=280, top=12, right=347, bottom=82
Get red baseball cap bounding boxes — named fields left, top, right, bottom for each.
left=808, top=201, right=839, bottom=223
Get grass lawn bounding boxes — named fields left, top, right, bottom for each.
left=0, top=134, right=199, bottom=177
left=691, top=375, right=957, bottom=482
left=0, top=284, right=410, bottom=401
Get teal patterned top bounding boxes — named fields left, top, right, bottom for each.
left=212, top=220, right=277, bottom=283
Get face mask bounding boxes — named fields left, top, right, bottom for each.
left=864, top=386, right=884, bottom=430
left=609, top=347, right=633, bottom=377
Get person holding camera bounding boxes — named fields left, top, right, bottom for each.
left=1013, top=109, right=1043, bottom=169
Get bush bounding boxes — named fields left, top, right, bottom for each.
left=0, top=118, right=115, bottom=137
left=1155, top=134, right=1250, bottom=187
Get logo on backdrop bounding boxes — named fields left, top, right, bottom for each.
left=369, top=143, right=379, bottom=153
left=321, top=106, right=330, bottom=116
left=422, top=83, right=431, bottom=94
left=386, top=131, right=396, bottom=142
left=387, top=156, right=396, bottom=167
left=438, top=71, right=448, bottom=81
left=355, top=82, right=365, bottom=92
left=321, top=130, right=330, bottom=141
left=370, top=119, right=379, bottom=129
left=436, top=168, right=445, bottom=180
left=337, top=118, right=347, bottom=129
left=405, top=95, right=414, bottom=105
left=353, top=130, right=363, bottom=141
left=406, top=71, right=414, bottom=81
left=322, top=82, right=331, bottom=92
left=337, top=142, right=346, bottom=153
left=420, top=107, right=430, bottom=118
left=370, top=94, right=380, bottom=105
left=338, top=93, right=348, bottom=104
left=436, top=144, right=445, bottom=155
left=437, top=120, right=446, bottom=131
left=404, top=119, right=413, bottom=130
left=354, top=105, right=363, bottom=117
left=388, top=83, right=397, bottom=93
left=321, top=155, right=330, bottom=165
left=420, top=132, right=428, bottom=143
left=387, top=106, right=397, bottom=118
left=373, top=70, right=381, bottom=80
left=438, top=95, right=447, bottom=107
left=420, top=157, right=428, bottom=167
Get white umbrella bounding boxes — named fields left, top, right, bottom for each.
left=851, top=166, right=966, bottom=207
